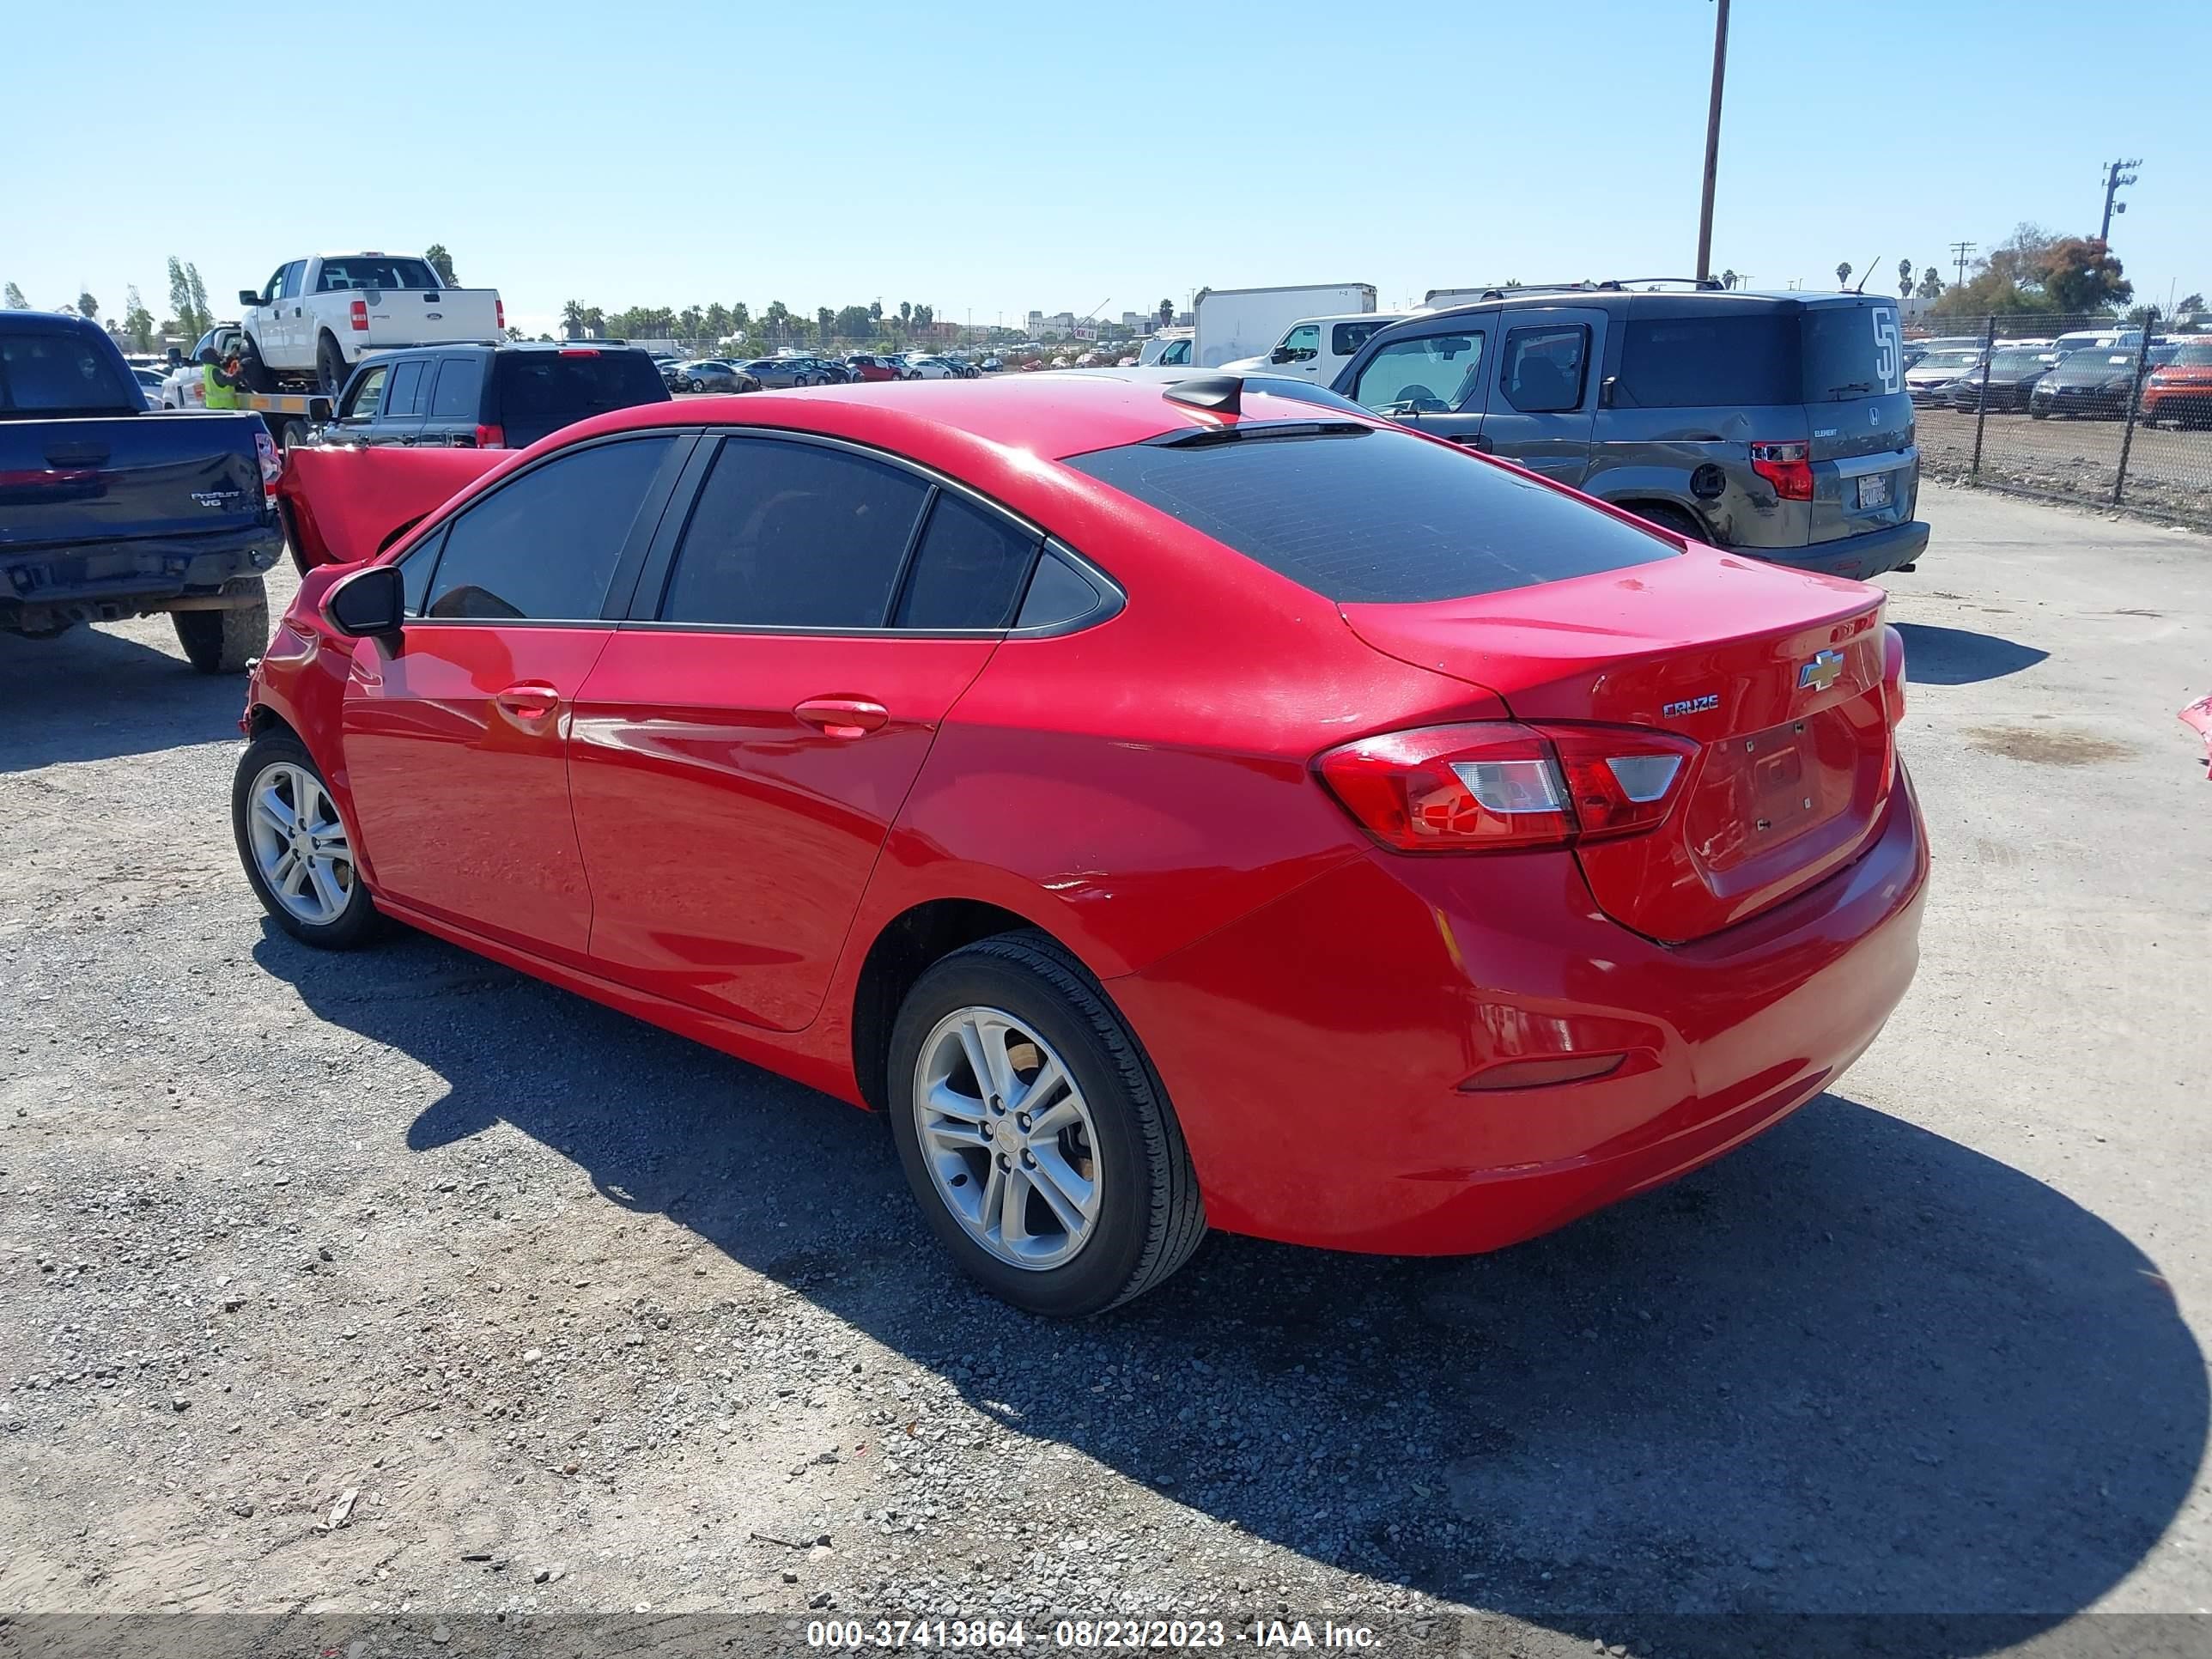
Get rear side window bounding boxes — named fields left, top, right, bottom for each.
left=1352, top=332, right=1487, bottom=414
left=1332, top=319, right=1389, bottom=356
left=1616, top=315, right=1797, bottom=408
left=0, top=330, right=139, bottom=415
left=1498, top=325, right=1589, bottom=413
left=495, top=351, right=670, bottom=446
left=1065, top=427, right=1674, bottom=605
left=428, top=356, right=483, bottom=421
left=383, top=360, right=428, bottom=419
left=893, top=494, right=1040, bottom=629
left=658, top=439, right=931, bottom=629
left=423, top=436, right=674, bottom=621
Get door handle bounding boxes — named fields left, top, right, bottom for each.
left=1452, top=434, right=1495, bottom=453
left=794, top=696, right=889, bottom=738
left=494, top=681, right=562, bottom=726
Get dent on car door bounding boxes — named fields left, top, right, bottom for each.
left=1347, top=325, right=1493, bottom=449
left=568, top=434, right=1036, bottom=1031
left=336, top=434, right=691, bottom=964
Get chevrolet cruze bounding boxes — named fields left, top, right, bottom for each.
left=234, top=373, right=1928, bottom=1316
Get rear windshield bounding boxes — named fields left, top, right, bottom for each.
left=0, top=329, right=141, bottom=417
left=1064, top=425, right=1675, bottom=605
left=495, top=351, right=670, bottom=443
left=1615, top=303, right=1903, bottom=408
left=316, top=257, right=440, bottom=292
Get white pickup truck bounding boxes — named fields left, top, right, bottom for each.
left=237, top=252, right=504, bottom=392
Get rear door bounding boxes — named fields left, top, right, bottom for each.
left=1343, top=313, right=1497, bottom=450
left=569, top=434, right=1032, bottom=1030
left=371, top=357, right=429, bottom=447
left=420, top=353, right=487, bottom=447
left=1479, top=306, right=1607, bottom=484
left=337, top=433, right=690, bottom=964
left=1801, top=300, right=1915, bottom=545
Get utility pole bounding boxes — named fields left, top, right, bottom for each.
left=2099, top=158, right=2142, bottom=243
left=1950, top=240, right=1978, bottom=289
left=1693, top=0, right=1730, bottom=283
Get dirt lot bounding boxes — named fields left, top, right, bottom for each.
left=1917, top=406, right=2212, bottom=524
left=2, top=486, right=2209, bottom=1658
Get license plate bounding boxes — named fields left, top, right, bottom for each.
left=1857, top=471, right=1892, bottom=509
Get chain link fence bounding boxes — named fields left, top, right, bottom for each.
left=1908, top=309, right=2212, bottom=524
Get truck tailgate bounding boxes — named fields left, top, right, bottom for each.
left=359, top=288, right=501, bottom=349
left=0, top=413, right=269, bottom=551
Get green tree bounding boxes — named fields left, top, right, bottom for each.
left=3, top=282, right=27, bottom=308
left=703, top=301, right=731, bottom=341
left=2036, top=236, right=2131, bottom=314
left=1917, top=266, right=1944, bottom=300
left=1835, top=261, right=1853, bottom=289
left=913, top=303, right=933, bottom=334
left=167, top=256, right=210, bottom=339
left=123, top=286, right=156, bottom=351
left=1158, top=297, right=1173, bottom=327
left=679, top=305, right=705, bottom=342
left=732, top=302, right=751, bottom=334
left=77, top=290, right=99, bottom=321
left=504, top=325, right=525, bottom=343
left=868, top=300, right=882, bottom=325
left=2177, top=292, right=2205, bottom=317
left=898, top=301, right=913, bottom=328
left=424, top=245, right=457, bottom=285
left=561, top=300, right=586, bottom=337
left=581, top=306, right=605, bottom=337
left=763, top=301, right=791, bottom=345
left=1898, top=256, right=1914, bottom=299
left=817, top=305, right=835, bottom=345
left=835, top=304, right=874, bottom=340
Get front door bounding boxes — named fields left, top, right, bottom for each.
left=1476, top=306, right=1607, bottom=485
left=1344, top=314, right=1497, bottom=452
left=337, top=433, right=689, bottom=964
left=570, top=434, right=1039, bottom=1030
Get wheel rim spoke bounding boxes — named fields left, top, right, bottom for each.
left=249, top=760, right=352, bottom=927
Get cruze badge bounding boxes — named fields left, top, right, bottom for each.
left=1662, top=693, right=1720, bottom=718
left=1799, top=650, right=1844, bottom=692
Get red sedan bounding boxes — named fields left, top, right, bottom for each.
left=235, top=374, right=1927, bottom=1316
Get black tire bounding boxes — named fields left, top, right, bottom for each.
left=1632, top=502, right=1710, bottom=543
left=231, top=729, right=381, bottom=949
left=886, top=930, right=1206, bottom=1316
left=238, top=335, right=276, bottom=393
left=315, top=333, right=349, bottom=396
left=172, top=579, right=268, bottom=675
left=2031, top=407, right=2049, bottom=420
left=794, top=374, right=812, bottom=387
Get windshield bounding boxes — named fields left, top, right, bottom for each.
left=0, top=329, right=142, bottom=417
left=1988, top=350, right=2046, bottom=372
left=316, top=257, right=440, bottom=293
left=2167, top=343, right=2212, bottom=368
left=2064, top=353, right=2138, bottom=374
left=1916, top=349, right=1984, bottom=371
left=1065, top=424, right=1674, bottom=604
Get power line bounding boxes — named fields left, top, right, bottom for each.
left=2099, top=157, right=2142, bottom=243
left=1949, top=240, right=1978, bottom=289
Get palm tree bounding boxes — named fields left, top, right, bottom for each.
left=1897, top=256, right=1913, bottom=299
left=1719, top=269, right=1738, bottom=290
left=1157, top=297, right=1173, bottom=327
left=1835, top=261, right=1853, bottom=289
left=561, top=300, right=586, bottom=339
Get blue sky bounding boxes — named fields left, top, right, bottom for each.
left=11, top=1, right=2208, bottom=333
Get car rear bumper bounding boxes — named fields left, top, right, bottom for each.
left=1111, top=767, right=1929, bottom=1255
left=1756, top=518, right=1928, bottom=581
left=1, top=517, right=283, bottom=629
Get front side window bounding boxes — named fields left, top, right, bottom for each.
left=337, top=365, right=389, bottom=423
left=262, top=266, right=288, bottom=304
left=893, top=493, right=1040, bottom=629
left=1352, top=332, right=1487, bottom=415
left=1274, top=325, right=1320, bottom=364
left=423, top=436, right=675, bottom=621
left=280, top=262, right=305, bottom=300
left=658, top=439, right=931, bottom=629
left=1498, top=325, right=1589, bottom=413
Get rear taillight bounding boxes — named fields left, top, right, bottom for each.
left=1316, top=722, right=1699, bottom=853
left=1881, top=623, right=1908, bottom=725
left=253, top=429, right=279, bottom=496
left=495, top=297, right=506, bottom=332
left=473, top=423, right=505, bottom=448
left=349, top=299, right=369, bottom=333
left=1749, top=439, right=1813, bottom=501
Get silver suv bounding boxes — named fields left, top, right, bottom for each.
left=1329, top=283, right=1927, bottom=580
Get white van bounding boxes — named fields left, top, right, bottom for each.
left=1137, top=327, right=1194, bottom=367
left=1218, top=312, right=1407, bottom=386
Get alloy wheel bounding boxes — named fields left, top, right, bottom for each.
left=913, top=1006, right=1101, bottom=1270
left=245, top=761, right=355, bottom=926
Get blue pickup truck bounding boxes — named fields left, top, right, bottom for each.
left=2, top=311, right=284, bottom=672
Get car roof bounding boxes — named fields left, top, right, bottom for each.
left=536, top=371, right=1372, bottom=465
left=0, top=308, right=107, bottom=337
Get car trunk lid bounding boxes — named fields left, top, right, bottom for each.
left=1339, top=550, right=1895, bottom=942
left=1801, top=301, right=1917, bottom=544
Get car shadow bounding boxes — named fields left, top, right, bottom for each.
left=259, top=925, right=2204, bottom=1651
left=1892, top=623, right=2049, bottom=686
left=0, top=622, right=242, bottom=772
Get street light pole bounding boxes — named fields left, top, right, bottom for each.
left=1694, top=0, right=1731, bottom=283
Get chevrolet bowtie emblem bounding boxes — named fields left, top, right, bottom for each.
left=1798, top=649, right=1844, bottom=692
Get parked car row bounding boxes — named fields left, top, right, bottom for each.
left=1905, top=339, right=2201, bottom=422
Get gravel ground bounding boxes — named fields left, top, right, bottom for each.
left=2, top=486, right=2208, bottom=1659
left=1917, top=407, right=2212, bottom=526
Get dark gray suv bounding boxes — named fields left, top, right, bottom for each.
left=1329, top=285, right=1928, bottom=580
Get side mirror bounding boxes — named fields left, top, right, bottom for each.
left=238, top=289, right=261, bottom=307
left=1270, top=346, right=1294, bottom=364
left=325, top=564, right=406, bottom=639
